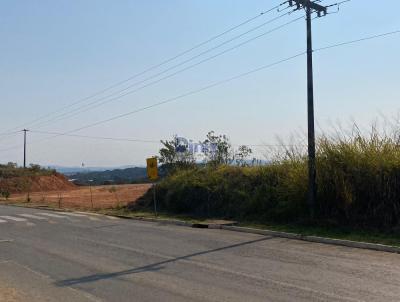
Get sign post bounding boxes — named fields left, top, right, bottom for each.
left=146, top=157, right=158, bottom=216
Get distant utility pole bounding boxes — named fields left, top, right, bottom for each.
left=23, top=129, right=29, bottom=168
left=288, top=0, right=327, bottom=218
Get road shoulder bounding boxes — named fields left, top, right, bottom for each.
left=1, top=201, right=400, bottom=255
left=0, top=261, right=100, bottom=302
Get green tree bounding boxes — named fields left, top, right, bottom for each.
left=6, top=162, right=17, bottom=169
left=203, top=131, right=233, bottom=166
left=29, top=164, right=42, bottom=173
left=235, top=145, right=253, bottom=167
left=159, top=136, right=195, bottom=173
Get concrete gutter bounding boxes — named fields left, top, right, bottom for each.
left=217, top=225, right=400, bottom=254
left=108, top=214, right=400, bottom=254
left=111, top=214, right=194, bottom=227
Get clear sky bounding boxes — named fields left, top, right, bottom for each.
left=0, top=0, right=399, bottom=167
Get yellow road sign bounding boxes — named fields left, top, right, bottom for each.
left=146, top=157, right=158, bottom=180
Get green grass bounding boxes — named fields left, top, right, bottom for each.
left=239, top=221, right=400, bottom=247
left=2, top=199, right=400, bottom=247
left=102, top=208, right=400, bottom=247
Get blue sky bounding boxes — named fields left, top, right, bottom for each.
left=0, top=0, right=399, bottom=167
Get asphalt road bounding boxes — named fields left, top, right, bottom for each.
left=0, top=205, right=399, bottom=302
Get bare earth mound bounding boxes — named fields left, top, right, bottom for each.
left=0, top=174, right=75, bottom=194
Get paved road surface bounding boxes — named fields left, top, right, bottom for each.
left=0, top=204, right=399, bottom=302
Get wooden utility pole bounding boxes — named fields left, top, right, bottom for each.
left=23, top=129, right=29, bottom=168
left=288, top=0, right=327, bottom=218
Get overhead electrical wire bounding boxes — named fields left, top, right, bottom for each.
left=29, top=130, right=304, bottom=148
left=37, top=28, right=400, bottom=138
left=0, top=28, right=398, bottom=154
left=0, top=130, right=24, bottom=145
left=314, top=30, right=400, bottom=51
left=27, top=130, right=303, bottom=148
left=28, top=130, right=160, bottom=144
left=30, top=12, right=302, bottom=129
left=15, top=1, right=355, bottom=131
left=37, top=52, right=307, bottom=139
left=0, top=2, right=286, bottom=135
left=0, top=51, right=306, bottom=154
left=0, top=131, right=20, bottom=137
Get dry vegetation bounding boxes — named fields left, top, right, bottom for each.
left=139, top=124, right=400, bottom=231
left=0, top=163, right=151, bottom=209
left=4, top=184, right=151, bottom=209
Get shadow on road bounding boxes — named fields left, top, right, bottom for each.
left=55, top=236, right=273, bottom=287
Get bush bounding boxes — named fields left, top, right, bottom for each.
left=0, top=163, right=55, bottom=179
left=1, top=190, right=10, bottom=200
left=139, top=126, right=400, bottom=231
left=150, top=164, right=308, bottom=222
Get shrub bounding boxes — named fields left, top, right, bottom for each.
left=0, top=163, right=55, bottom=179
left=153, top=165, right=309, bottom=223
left=140, top=125, right=400, bottom=231
left=1, top=190, right=10, bottom=200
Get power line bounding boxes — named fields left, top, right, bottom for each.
left=0, top=143, right=24, bottom=153
left=0, top=131, right=22, bottom=144
left=41, top=52, right=307, bottom=137
left=20, top=2, right=357, bottom=131
left=30, top=12, right=302, bottom=129
left=314, top=30, right=400, bottom=51
left=0, top=52, right=304, bottom=154
left=29, top=130, right=160, bottom=144
left=47, top=28, right=400, bottom=136
left=266, top=145, right=307, bottom=148
left=0, top=131, right=20, bottom=137
left=325, top=0, right=351, bottom=9
left=0, top=130, right=304, bottom=154
left=0, top=2, right=285, bottom=135
left=29, top=130, right=304, bottom=147
left=1, top=28, right=399, bottom=154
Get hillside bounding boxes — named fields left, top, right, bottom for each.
left=0, top=163, right=55, bottom=178
left=0, top=163, right=76, bottom=194
left=69, top=167, right=148, bottom=185
left=50, top=165, right=137, bottom=175
left=0, top=174, right=76, bottom=194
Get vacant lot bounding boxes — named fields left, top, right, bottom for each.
left=3, top=184, right=151, bottom=209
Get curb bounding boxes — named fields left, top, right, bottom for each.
left=92, top=213, right=400, bottom=254
left=2, top=202, right=400, bottom=254
left=0, top=202, right=195, bottom=227
left=219, top=226, right=400, bottom=254
left=110, top=214, right=194, bottom=227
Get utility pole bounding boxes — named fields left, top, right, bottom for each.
left=23, top=129, right=29, bottom=168
left=288, top=0, right=327, bottom=218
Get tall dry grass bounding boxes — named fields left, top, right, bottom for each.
left=144, top=124, right=400, bottom=230
left=315, top=126, right=400, bottom=228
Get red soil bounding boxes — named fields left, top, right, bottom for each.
left=0, top=174, right=75, bottom=193
left=5, top=183, right=152, bottom=210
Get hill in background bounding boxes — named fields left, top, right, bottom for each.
left=68, top=167, right=148, bottom=185
left=50, top=165, right=142, bottom=175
